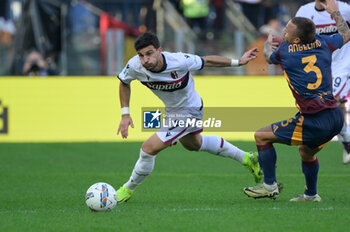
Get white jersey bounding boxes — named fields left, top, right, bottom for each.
left=296, top=1, right=350, bottom=77
left=118, top=51, right=203, bottom=108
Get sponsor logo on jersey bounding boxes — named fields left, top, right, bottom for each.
left=315, top=22, right=350, bottom=35
left=141, top=72, right=190, bottom=92
left=316, top=24, right=338, bottom=35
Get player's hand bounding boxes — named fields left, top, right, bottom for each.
left=238, top=47, right=259, bottom=65
left=117, top=115, right=134, bottom=139
left=320, top=0, right=339, bottom=14
left=267, top=30, right=280, bottom=51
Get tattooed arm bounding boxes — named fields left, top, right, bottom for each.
left=263, top=31, right=279, bottom=64
left=321, top=0, right=350, bottom=44
left=264, top=39, right=273, bottom=64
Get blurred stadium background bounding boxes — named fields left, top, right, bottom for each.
left=0, top=0, right=315, bottom=77
left=1, top=0, right=328, bottom=143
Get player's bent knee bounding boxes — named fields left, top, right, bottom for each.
left=141, top=143, right=162, bottom=155
left=298, top=146, right=306, bottom=156
left=181, top=142, right=201, bottom=151
left=254, top=129, right=277, bottom=145
left=254, top=131, right=265, bottom=145
left=298, top=146, right=317, bottom=161
left=180, top=141, right=202, bottom=151
left=298, top=146, right=310, bottom=157
left=254, top=131, right=260, bottom=142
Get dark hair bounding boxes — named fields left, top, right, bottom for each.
left=291, top=17, right=316, bottom=44
left=134, top=31, right=160, bottom=51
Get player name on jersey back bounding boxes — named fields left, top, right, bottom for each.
left=288, top=40, right=322, bottom=53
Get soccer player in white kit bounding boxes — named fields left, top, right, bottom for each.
left=296, top=0, right=350, bottom=164
left=115, top=31, right=260, bottom=203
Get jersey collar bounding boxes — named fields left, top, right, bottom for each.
left=314, top=6, right=325, bottom=12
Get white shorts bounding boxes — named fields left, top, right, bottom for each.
left=156, top=106, right=203, bottom=145
left=333, top=75, right=350, bottom=103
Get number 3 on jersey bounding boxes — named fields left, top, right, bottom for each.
left=302, top=55, right=322, bottom=90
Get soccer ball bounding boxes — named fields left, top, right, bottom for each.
left=85, top=182, right=117, bottom=212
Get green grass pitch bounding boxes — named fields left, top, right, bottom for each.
left=1, top=141, right=349, bottom=231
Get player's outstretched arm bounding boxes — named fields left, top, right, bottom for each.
left=238, top=48, right=259, bottom=65
left=321, top=0, right=350, bottom=44
left=117, top=82, right=134, bottom=139
left=202, top=48, right=258, bottom=67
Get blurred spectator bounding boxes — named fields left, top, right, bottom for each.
left=122, top=1, right=142, bottom=28
left=169, top=0, right=182, bottom=14
left=0, top=17, right=15, bottom=45
left=142, top=0, right=156, bottom=32
left=236, top=0, right=263, bottom=29
left=0, top=0, right=9, bottom=20
left=0, top=0, right=16, bottom=44
left=68, top=0, right=98, bottom=34
left=180, top=0, right=210, bottom=40
left=263, top=0, right=279, bottom=25
left=236, top=0, right=285, bottom=29
left=206, top=0, right=224, bottom=40
left=281, top=0, right=309, bottom=17
left=276, top=1, right=291, bottom=27
left=1, top=0, right=24, bottom=21
left=22, top=50, right=58, bottom=76
left=259, top=18, right=283, bottom=37
left=92, top=0, right=143, bottom=29
left=0, top=16, right=16, bottom=75
left=213, top=0, right=224, bottom=34
left=245, top=18, right=283, bottom=75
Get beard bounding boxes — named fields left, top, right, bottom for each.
left=144, top=58, right=160, bottom=72
left=143, top=64, right=156, bottom=72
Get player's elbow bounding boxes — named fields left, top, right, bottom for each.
left=264, top=56, right=273, bottom=64
left=120, top=81, right=130, bottom=89
left=263, top=52, right=272, bottom=64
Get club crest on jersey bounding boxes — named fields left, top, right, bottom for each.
left=171, top=71, right=178, bottom=79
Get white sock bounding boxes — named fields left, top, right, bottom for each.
left=339, top=123, right=350, bottom=142
left=199, top=135, right=245, bottom=163
left=125, top=149, right=155, bottom=190
left=264, top=182, right=277, bottom=191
